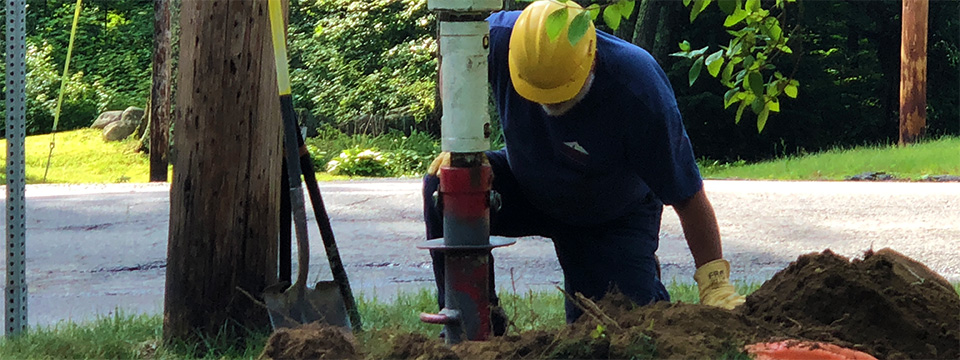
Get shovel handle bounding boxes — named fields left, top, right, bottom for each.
left=282, top=96, right=311, bottom=289
left=268, top=0, right=310, bottom=291
left=297, top=131, right=363, bottom=331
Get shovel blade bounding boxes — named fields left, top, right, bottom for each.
left=263, top=280, right=351, bottom=330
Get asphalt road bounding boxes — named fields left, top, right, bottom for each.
left=2, top=179, right=958, bottom=329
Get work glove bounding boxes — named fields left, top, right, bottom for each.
left=426, top=152, right=491, bottom=178
left=427, top=152, right=451, bottom=177
left=694, top=258, right=746, bottom=310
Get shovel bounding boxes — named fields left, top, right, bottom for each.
left=263, top=0, right=350, bottom=330
left=295, top=129, right=362, bottom=330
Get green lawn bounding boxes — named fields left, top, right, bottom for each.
left=700, top=136, right=959, bottom=181
left=0, top=128, right=155, bottom=184
left=0, top=129, right=346, bottom=184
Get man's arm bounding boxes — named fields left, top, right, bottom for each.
left=672, top=187, right=722, bottom=268
left=673, top=187, right=746, bottom=309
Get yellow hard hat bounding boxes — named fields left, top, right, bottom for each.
left=509, top=0, right=596, bottom=104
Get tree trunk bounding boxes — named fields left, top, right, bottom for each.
left=164, top=0, right=283, bottom=347
left=632, top=0, right=675, bottom=64
left=150, top=0, right=172, bottom=182
left=899, top=0, right=927, bottom=145
left=632, top=0, right=661, bottom=51
left=650, top=3, right=677, bottom=63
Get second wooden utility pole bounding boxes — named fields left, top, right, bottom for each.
left=899, top=0, right=928, bottom=146
left=150, top=0, right=171, bottom=181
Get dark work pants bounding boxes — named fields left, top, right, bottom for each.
left=424, top=150, right=670, bottom=324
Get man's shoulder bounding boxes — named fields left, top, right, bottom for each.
left=487, top=10, right=521, bottom=30
left=596, top=32, right=673, bottom=104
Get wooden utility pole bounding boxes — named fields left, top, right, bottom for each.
left=899, top=0, right=928, bottom=146
left=164, top=0, right=283, bottom=346
left=150, top=0, right=171, bottom=182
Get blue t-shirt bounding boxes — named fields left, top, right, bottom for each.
left=487, top=11, right=703, bottom=226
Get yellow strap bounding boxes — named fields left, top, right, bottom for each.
left=44, top=0, right=83, bottom=182
left=268, top=0, right=292, bottom=96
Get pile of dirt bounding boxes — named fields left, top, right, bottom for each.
left=259, top=248, right=960, bottom=359
left=741, top=248, right=960, bottom=359
left=258, top=322, right=359, bottom=360
left=448, top=299, right=778, bottom=359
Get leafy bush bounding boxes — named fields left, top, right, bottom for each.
left=305, top=125, right=440, bottom=177
left=326, top=147, right=391, bottom=177
left=381, top=132, right=439, bottom=176
left=26, top=0, right=152, bottom=109
left=288, top=0, right=437, bottom=128
left=16, top=43, right=112, bottom=135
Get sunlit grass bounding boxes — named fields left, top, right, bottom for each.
left=700, top=136, right=959, bottom=181
left=0, top=128, right=156, bottom=183
left=0, top=129, right=349, bottom=184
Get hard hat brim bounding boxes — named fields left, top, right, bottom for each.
left=510, top=52, right=594, bottom=105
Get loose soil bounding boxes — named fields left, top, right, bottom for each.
left=259, top=248, right=960, bottom=359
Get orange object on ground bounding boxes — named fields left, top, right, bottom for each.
left=744, top=340, right=878, bottom=360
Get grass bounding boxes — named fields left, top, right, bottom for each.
left=700, top=136, right=959, bottom=181
left=0, top=129, right=347, bottom=184
left=0, top=128, right=157, bottom=184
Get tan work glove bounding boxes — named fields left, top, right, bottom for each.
left=694, top=258, right=746, bottom=310
left=427, top=152, right=491, bottom=178
left=427, top=152, right=451, bottom=177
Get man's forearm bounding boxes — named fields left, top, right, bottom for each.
left=673, top=187, right=723, bottom=268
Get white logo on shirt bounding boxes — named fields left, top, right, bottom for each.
left=564, top=141, right=589, bottom=155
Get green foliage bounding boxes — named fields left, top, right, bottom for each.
left=1, top=0, right=153, bottom=136
left=668, top=0, right=958, bottom=163
left=322, top=132, right=439, bottom=177
left=305, top=125, right=440, bottom=177
left=672, top=0, right=799, bottom=132
left=326, top=147, right=391, bottom=177
left=20, top=44, right=112, bottom=135
left=26, top=0, right=153, bottom=109
left=288, top=0, right=437, bottom=127
left=535, top=0, right=635, bottom=46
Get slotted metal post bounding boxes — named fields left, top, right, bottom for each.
left=5, top=0, right=29, bottom=337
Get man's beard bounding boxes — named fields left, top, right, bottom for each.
left=541, top=72, right=595, bottom=117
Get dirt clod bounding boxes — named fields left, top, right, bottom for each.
left=261, top=248, right=960, bottom=359
left=258, top=322, right=359, bottom=360
left=384, top=333, right=458, bottom=360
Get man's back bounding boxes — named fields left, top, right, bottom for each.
left=486, top=10, right=703, bottom=225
